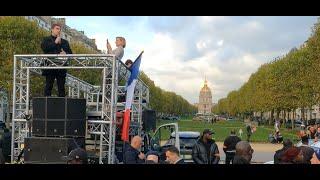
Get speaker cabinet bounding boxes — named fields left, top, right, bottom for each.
left=24, top=137, right=84, bottom=164
left=32, top=97, right=86, bottom=137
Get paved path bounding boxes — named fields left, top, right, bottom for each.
left=216, top=142, right=282, bottom=163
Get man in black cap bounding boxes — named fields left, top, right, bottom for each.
left=64, top=148, right=88, bottom=164
left=192, top=129, right=220, bottom=164
left=145, top=150, right=160, bottom=164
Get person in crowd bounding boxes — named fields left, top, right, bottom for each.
left=165, top=146, right=184, bottom=164
left=275, top=119, right=280, bottom=132
left=125, top=59, right=133, bottom=68
left=123, top=136, right=145, bottom=164
left=145, top=150, right=160, bottom=164
left=315, top=127, right=320, bottom=142
left=274, top=130, right=283, bottom=143
left=0, top=148, right=5, bottom=164
left=274, top=139, right=293, bottom=164
left=233, top=141, right=254, bottom=164
left=192, top=129, right=220, bottom=164
left=64, top=148, right=88, bottom=164
left=246, top=124, right=252, bottom=142
left=0, top=127, right=11, bottom=162
left=310, top=148, right=320, bottom=164
left=41, top=23, right=72, bottom=97
left=299, top=135, right=314, bottom=164
left=308, top=126, right=316, bottom=139
left=238, top=128, right=243, bottom=138
left=223, top=129, right=241, bottom=164
left=280, top=147, right=304, bottom=164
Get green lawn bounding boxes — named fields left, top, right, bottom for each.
left=156, top=119, right=300, bottom=143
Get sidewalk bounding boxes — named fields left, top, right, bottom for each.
left=216, top=142, right=282, bottom=163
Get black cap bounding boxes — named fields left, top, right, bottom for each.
left=62, top=148, right=88, bottom=164
left=203, top=129, right=214, bottom=135
left=146, top=150, right=159, bottom=158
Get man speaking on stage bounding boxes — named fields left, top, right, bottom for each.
left=41, top=23, right=73, bottom=97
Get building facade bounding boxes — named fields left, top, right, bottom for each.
left=23, top=16, right=100, bottom=53
left=198, top=79, right=213, bottom=115
left=24, top=16, right=52, bottom=31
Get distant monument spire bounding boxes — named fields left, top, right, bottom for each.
left=204, top=75, right=207, bottom=86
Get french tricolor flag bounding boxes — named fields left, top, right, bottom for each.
left=121, top=51, right=143, bottom=142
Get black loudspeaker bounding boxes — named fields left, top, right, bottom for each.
left=47, top=119, right=65, bottom=136
left=47, top=98, right=65, bottom=119
left=142, top=110, right=156, bottom=131
left=24, top=137, right=85, bottom=164
left=32, top=98, right=46, bottom=119
left=67, top=98, right=86, bottom=119
left=32, top=120, right=45, bottom=136
left=32, top=97, right=86, bottom=137
left=66, top=119, right=86, bottom=137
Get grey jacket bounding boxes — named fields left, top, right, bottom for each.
left=108, top=46, right=124, bottom=61
left=192, top=139, right=220, bottom=164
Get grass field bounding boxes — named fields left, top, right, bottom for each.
left=156, top=118, right=300, bottom=143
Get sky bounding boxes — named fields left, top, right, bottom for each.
left=56, top=16, right=318, bottom=104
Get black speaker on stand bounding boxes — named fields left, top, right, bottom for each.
left=142, top=109, right=156, bottom=132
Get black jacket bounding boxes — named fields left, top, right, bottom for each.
left=123, top=144, right=145, bottom=164
left=232, top=155, right=250, bottom=164
left=40, top=35, right=72, bottom=76
left=175, top=158, right=185, bottom=164
left=274, top=146, right=290, bottom=164
left=299, top=145, right=314, bottom=164
left=246, top=125, right=252, bottom=135
left=223, top=135, right=241, bottom=153
left=192, top=139, right=220, bottom=164
left=0, top=130, right=11, bottom=157
left=0, top=148, right=5, bottom=164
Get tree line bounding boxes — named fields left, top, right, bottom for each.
left=0, top=16, right=196, bottom=117
left=213, top=18, right=320, bottom=125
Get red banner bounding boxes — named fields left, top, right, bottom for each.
left=121, top=109, right=131, bottom=142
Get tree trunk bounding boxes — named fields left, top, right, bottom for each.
left=270, top=109, right=274, bottom=125
left=292, top=109, right=295, bottom=129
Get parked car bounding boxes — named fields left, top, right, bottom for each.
left=164, top=131, right=200, bottom=163
left=285, top=119, right=303, bottom=129
left=149, top=123, right=199, bottom=164
left=227, top=117, right=235, bottom=121
left=169, top=116, right=180, bottom=121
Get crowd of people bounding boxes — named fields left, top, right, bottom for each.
left=272, top=122, right=320, bottom=164
left=119, top=128, right=251, bottom=164
left=1, top=126, right=320, bottom=164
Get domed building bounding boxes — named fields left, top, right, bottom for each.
left=198, top=78, right=213, bottom=115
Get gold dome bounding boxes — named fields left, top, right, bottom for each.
left=200, top=79, right=212, bottom=96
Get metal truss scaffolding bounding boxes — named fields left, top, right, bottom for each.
left=11, top=54, right=149, bottom=164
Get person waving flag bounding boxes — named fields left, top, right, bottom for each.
left=121, top=51, right=143, bottom=142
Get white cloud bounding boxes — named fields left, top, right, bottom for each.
left=65, top=16, right=317, bottom=105
left=217, top=40, right=224, bottom=46
left=90, top=33, right=107, bottom=51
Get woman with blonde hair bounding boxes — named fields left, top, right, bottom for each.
left=106, top=36, right=126, bottom=61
